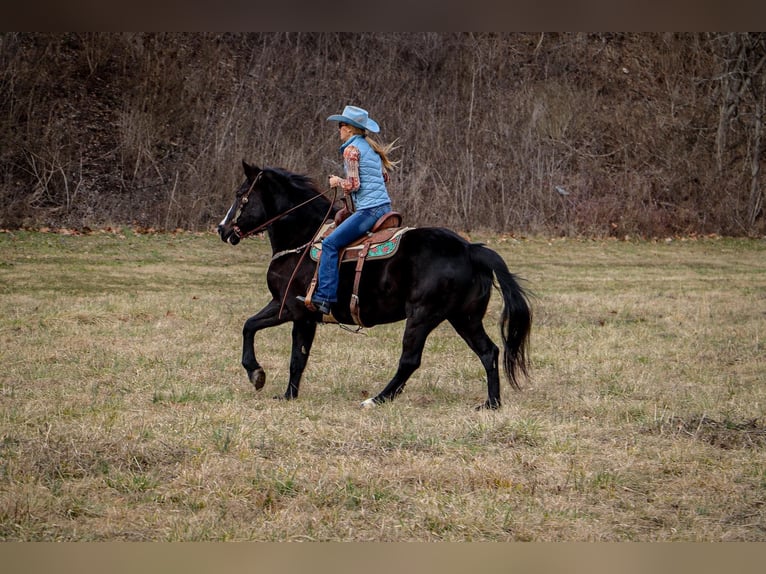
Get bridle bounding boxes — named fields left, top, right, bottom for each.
left=227, top=171, right=339, bottom=319
left=228, top=171, right=337, bottom=242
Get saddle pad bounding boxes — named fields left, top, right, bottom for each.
left=310, top=227, right=411, bottom=263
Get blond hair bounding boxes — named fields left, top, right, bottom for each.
left=347, top=125, right=400, bottom=173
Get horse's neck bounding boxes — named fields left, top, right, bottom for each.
left=268, top=213, right=327, bottom=252
left=262, top=184, right=332, bottom=252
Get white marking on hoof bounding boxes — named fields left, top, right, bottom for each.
left=360, top=398, right=377, bottom=409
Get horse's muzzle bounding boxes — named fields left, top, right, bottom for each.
left=217, top=224, right=241, bottom=245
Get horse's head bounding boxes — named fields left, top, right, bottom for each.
left=217, top=161, right=268, bottom=245
left=219, top=161, right=334, bottom=247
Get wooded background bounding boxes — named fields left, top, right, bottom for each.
left=1, top=32, right=764, bottom=236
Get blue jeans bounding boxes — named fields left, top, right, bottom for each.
left=313, top=203, right=392, bottom=304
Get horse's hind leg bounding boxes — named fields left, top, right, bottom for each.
left=363, top=316, right=440, bottom=407
left=448, top=315, right=501, bottom=409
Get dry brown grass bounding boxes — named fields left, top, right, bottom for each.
left=1, top=230, right=765, bottom=540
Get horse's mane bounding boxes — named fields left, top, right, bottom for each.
left=264, top=167, right=323, bottom=199
left=263, top=167, right=336, bottom=221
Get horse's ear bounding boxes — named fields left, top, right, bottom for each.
left=242, top=160, right=261, bottom=180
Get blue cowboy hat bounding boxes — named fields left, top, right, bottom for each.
left=327, top=105, right=380, bottom=133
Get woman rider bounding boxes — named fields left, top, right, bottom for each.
left=300, top=105, right=398, bottom=314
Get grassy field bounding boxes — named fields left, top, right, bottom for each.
left=1, top=229, right=765, bottom=541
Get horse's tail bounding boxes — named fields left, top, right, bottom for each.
left=470, top=244, right=532, bottom=390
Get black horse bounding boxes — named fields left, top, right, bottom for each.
left=217, top=161, right=532, bottom=409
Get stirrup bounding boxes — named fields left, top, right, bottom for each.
left=297, top=295, right=330, bottom=314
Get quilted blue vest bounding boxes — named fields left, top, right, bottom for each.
left=341, top=135, right=390, bottom=210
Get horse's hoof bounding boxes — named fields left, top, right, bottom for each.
left=476, top=399, right=501, bottom=411
left=248, top=368, right=266, bottom=391
left=360, top=398, right=377, bottom=409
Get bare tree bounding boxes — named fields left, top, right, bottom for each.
left=713, top=32, right=766, bottom=232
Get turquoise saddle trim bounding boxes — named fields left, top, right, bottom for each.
left=309, top=229, right=408, bottom=263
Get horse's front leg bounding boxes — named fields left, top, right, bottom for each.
left=283, top=319, right=317, bottom=400
left=241, top=299, right=288, bottom=391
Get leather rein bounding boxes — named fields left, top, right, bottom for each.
left=227, top=172, right=338, bottom=319
left=230, top=172, right=338, bottom=242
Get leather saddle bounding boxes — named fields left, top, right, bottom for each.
left=309, top=211, right=406, bottom=264
left=306, top=211, right=410, bottom=326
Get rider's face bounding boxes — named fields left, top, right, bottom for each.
left=338, top=122, right=353, bottom=142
